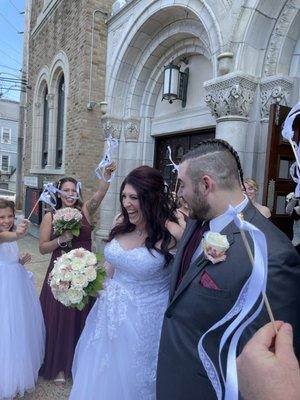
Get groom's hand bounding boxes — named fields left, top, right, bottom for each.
left=237, top=321, right=300, bottom=400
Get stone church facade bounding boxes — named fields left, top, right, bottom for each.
left=24, top=0, right=300, bottom=244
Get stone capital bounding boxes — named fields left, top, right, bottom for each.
left=46, top=93, right=55, bottom=109
left=124, top=118, right=140, bottom=142
left=34, top=101, right=42, bottom=116
left=100, top=116, right=122, bottom=139
left=204, top=72, right=258, bottom=119
left=260, top=75, right=293, bottom=119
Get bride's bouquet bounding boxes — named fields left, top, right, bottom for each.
left=53, top=207, right=83, bottom=237
left=48, top=248, right=106, bottom=310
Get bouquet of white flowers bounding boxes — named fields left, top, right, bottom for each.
left=48, top=248, right=106, bottom=310
left=53, top=207, right=83, bottom=237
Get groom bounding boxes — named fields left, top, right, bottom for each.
left=156, top=139, right=300, bottom=400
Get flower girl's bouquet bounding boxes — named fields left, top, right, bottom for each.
left=48, top=248, right=106, bottom=310
left=53, top=207, right=83, bottom=237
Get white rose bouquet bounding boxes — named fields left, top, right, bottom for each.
left=53, top=207, right=83, bottom=237
left=48, top=248, right=106, bottom=310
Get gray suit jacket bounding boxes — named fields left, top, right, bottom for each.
left=156, top=202, right=300, bottom=400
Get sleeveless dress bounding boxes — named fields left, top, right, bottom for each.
left=39, top=213, right=95, bottom=380
left=70, top=238, right=171, bottom=400
left=0, top=242, right=45, bottom=399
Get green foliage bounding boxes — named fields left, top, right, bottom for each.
left=53, top=219, right=81, bottom=237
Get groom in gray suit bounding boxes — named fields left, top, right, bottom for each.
left=156, top=139, right=300, bottom=400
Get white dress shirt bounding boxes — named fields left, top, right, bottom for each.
left=190, top=196, right=249, bottom=264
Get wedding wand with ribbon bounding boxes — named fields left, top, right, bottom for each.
left=238, top=216, right=277, bottom=334
left=27, top=183, right=58, bottom=220
left=282, top=102, right=300, bottom=187
left=198, top=207, right=269, bottom=400
left=167, top=146, right=180, bottom=193
left=95, top=135, right=118, bottom=182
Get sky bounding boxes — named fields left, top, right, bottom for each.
left=0, top=0, right=25, bottom=101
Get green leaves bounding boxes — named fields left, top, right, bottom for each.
left=53, top=219, right=81, bottom=236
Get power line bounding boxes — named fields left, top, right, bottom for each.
left=0, top=11, right=23, bottom=34
left=0, top=38, right=21, bottom=56
left=0, top=49, right=21, bottom=66
left=8, top=0, right=23, bottom=14
left=0, top=64, right=22, bottom=73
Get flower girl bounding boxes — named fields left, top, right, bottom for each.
left=0, top=199, right=45, bottom=399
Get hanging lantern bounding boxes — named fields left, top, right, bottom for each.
left=162, top=62, right=189, bottom=108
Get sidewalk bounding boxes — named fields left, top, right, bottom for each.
left=18, top=235, right=72, bottom=399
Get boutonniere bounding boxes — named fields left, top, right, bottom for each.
left=202, top=231, right=230, bottom=264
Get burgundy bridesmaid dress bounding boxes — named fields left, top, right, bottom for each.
left=39, top=213, right=96, bottom=379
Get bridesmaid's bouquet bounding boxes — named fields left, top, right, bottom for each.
left=48, top=248, right=106, bottom=310
left=53, top=207, right=83, bottom=237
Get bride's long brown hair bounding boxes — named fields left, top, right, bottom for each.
left=106, top=166, right=178, bottom=265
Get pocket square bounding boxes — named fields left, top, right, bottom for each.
left=199, top=271, right=220, bottom=290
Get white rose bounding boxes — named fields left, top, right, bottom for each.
left=72, top=273, right=89, bottom=288
left=84, top=253, right=97, bottom=266
left=86, top=266, right=97, bottom=282
left=71, top=258, right=86, bottom=271
left=203, top=232, right=229, bottom=252
left=67, top=289, right=84, bottom=304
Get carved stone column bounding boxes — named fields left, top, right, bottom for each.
left=46, top=93, right=56, bottom=169
left=204, top=72, right=258, bottom=168
left=260, top=75, right=293, bottom=120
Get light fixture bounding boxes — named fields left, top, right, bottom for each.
left=86, top=100, right=108, bottom=115
left=162, top=61, right=189, bottom=108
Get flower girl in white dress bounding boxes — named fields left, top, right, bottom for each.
left=0, top=199, right=45, bottom=400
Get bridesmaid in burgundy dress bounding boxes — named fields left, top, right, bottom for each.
left=39, top=164, right=116, bottom=384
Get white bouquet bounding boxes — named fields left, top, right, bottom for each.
left=53, top=207, right=83, bottom=237
left=48, top=248, right=106, bottom=310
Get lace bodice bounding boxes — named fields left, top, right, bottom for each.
left=104, top=238, right=170, bottom=295
left=0, top=242, right=19, bottom=264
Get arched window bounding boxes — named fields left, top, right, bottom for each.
left=42, top=86, right=49, bottom=168
left=56, top=75, right=65, bottom=168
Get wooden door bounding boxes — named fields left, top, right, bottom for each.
left=154, top=129, right=215, bottom=191
left=263, top=103, right=300, bottom=239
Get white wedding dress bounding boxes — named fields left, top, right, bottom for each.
left=0, top=242, right=45, bottom=400
left=70, top=238, right=171, bottom=400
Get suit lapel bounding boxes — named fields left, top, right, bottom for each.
left=169, top=201, right=257, bottom=306
left=169, top=219, right=198, bottom=299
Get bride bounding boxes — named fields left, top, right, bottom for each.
left=70, top=165, right=185, bottom=399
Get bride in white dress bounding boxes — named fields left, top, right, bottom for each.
left=70, top=166, right=185, bottom=400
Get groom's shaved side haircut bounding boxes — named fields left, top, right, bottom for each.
left=181, top=139, right=244, bottom=190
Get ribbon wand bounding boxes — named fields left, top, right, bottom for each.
left=239, top=226, right=278, bottom=334
left=27, top=183, right=58, bottom=220
left=167, top=146, right=180, bottom=193
left=95, top=135, right=118, bottom=182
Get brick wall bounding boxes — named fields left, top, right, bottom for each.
left=24, top=0, right=114, bottom=226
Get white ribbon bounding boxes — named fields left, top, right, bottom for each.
left=39, top=181, right=82, bottom=209
left=95, top=135, right=118, bottom=182
left=167, top=146, right=179, bottom=173
left=282, top=102, right=300, bottom=141
left=198, top=206, right=268, bottom=400
left=39, top=183, right=58, bottom=209
left=290, top=161, right=300, bottom=198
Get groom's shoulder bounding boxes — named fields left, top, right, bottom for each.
left=250, top=209, right=297, bottom=257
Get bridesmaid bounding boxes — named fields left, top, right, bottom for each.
left=39, top=164, right=115, bottom=384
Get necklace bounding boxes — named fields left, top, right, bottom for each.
left=135, top=228, right=145, bottom=236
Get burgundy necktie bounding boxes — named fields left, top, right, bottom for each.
left=176, top=220, right=209, bottom=289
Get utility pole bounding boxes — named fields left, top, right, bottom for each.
left=16, top=0, right=31, bottom=210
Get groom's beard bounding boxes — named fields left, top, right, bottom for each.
left=188, top=185, right=211, bottom=220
